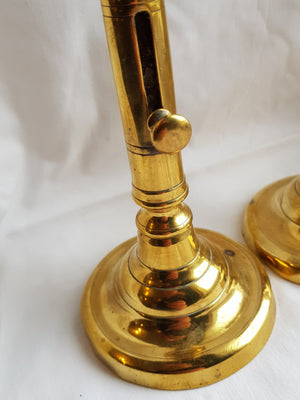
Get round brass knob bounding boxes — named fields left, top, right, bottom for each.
left=148, top=109, right=192, bottom=153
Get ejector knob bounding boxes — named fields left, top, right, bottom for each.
left=148, top=109, right=192, bottom=153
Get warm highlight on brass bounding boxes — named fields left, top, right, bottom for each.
left=243, top=175, right=300, bottom=284
left=81, top=0, right=275, bottom=389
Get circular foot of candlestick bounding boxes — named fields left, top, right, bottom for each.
left=81, top=228, right=275, bottom=390
left=243, top=176, right=300, bottom=284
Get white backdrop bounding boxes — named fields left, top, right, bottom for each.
left=0, top=1, right=299, bottom=399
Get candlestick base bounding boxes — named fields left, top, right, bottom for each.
left=243, top=176, right=300, bottom=284
left=81, top=228, right=275, bottom=390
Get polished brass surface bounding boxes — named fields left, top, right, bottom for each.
left=148, top=109, right=192, bottom=153
left=243, top=176, right=300, bottom=284
left=82, top=228, right=275, bottom=389
left=81, top=0, right=275, bottom=389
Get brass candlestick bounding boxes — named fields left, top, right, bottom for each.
left=81, top=0, right=275, bottom=389
left=243, top=175, right=300, bottom=284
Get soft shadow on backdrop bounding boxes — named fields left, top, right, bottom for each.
left=0, top=1, right=299, bottom=399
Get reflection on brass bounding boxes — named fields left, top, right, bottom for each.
left=81, top=0, right=275, bottom=389
left=243, top=175, right=300, bottom=284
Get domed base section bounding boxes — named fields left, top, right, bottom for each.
left=243, top=176, right=300, bottom=284
left=81, top=228, right=275, bottom=390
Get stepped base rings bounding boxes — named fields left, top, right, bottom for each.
left=81, top=228, right=275, bottom=390
left=243, top=176, right=300, bottom=284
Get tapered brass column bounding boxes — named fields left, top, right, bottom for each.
left=243, top=175, right=300, bottom=284
left=81, top=0, right=275, bottom=389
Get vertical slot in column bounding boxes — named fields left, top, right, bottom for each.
left=135, top=11, right=162, bottom=114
